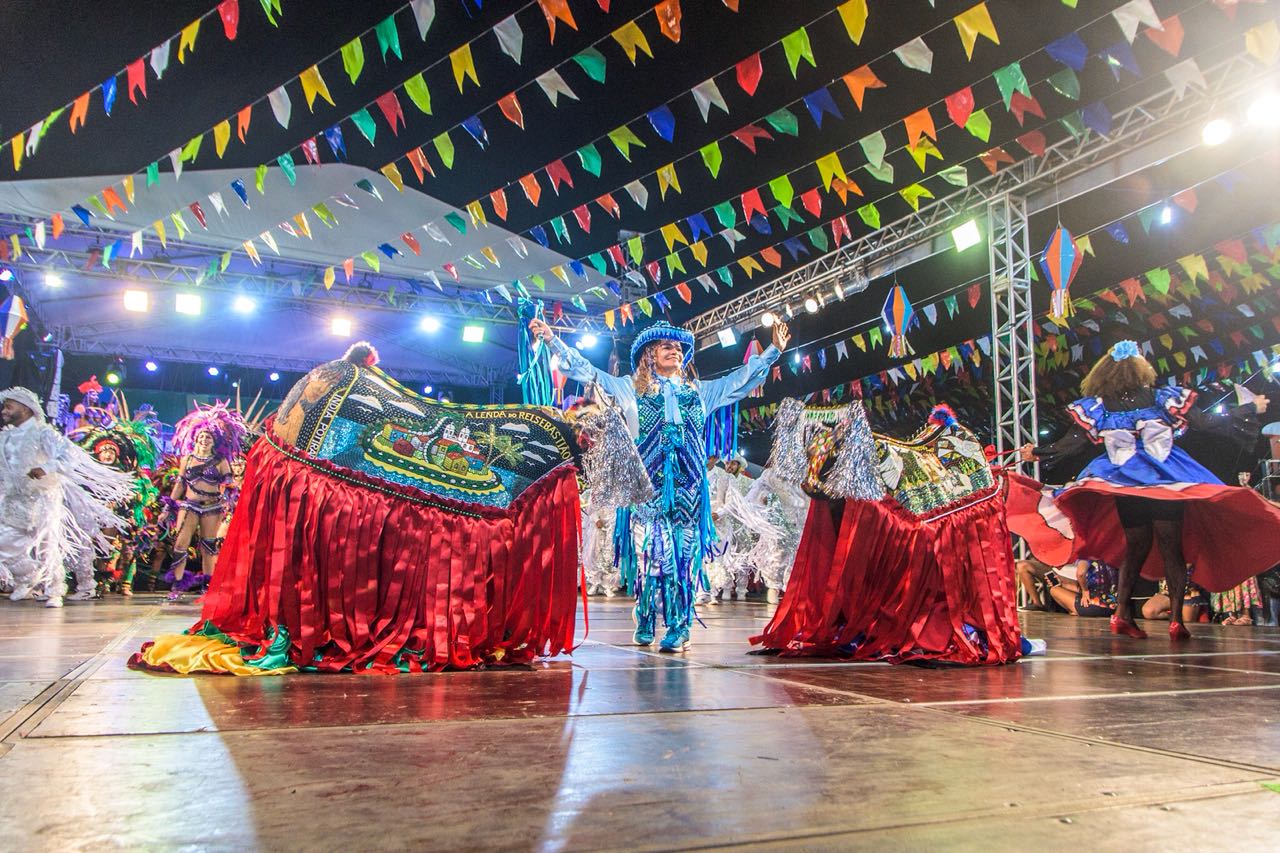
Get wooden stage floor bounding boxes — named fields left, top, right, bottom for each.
left=1, top=597, right=1278, bottom=850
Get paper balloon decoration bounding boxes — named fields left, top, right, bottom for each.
left=1039, top=224, right=1082, bottom=322
left=881, top=285, right=915, bottom=358
left=0, top=294, right=28, bottom=359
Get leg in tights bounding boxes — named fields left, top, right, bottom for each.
left=1116, top=522, right=1153, bottom=623
left=1154, top=519, right=1187, bottom=624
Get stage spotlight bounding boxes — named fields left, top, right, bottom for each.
left=419, top=315, right=441, bottom=332
left=331, top=317, right=352, bottom=337
left=232, top=295, right=257, bottom=314
left=175, top=293, right=202, bottom=315
left=1159, top=205, right=1173, bottom=225
left=1247, top=91, right=1279, bottom=127
left=951, top=218, right=981, bottom=251
left=123, top=290, right=149, bottom=313
left=45, top=272, right=64, bottom=288
left=577, top=333, right=598, bottom=349
left=792, top=352, right=801, bottom=365
left=1201, top=118, right=1233, bottom=146
left=144, top=361, right=158, bottom=373
left=761, top=311, right=776, bottom=328
left=207, top=366, right=220, bottom=377
left=0, top=267, right=12, bottom=282
left=784, top=304, right=796, bottom=320
left=804, top=296, right=819, bottom=314
left=423, top=385, right=433, bottom=395
left=268, top=371, right=280, bottom=382
left=462, top=324, right=485, bottom=343
left=832, top=283, right=845, bottom=301
left=717, top=328, right=737, bottom=348
left=231, top=381, right=240, bottom=389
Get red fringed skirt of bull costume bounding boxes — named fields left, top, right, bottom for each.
left=751, top=402, right=1022, bottom=666
left=130, top=354, right=598, bottom=675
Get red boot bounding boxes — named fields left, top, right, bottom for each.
left=1110, top=614, right=1148, bottom=639
left=1169, top=621, right=1191, bottom=640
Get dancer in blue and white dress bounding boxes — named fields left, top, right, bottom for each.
left=529, top=318, right=787, bottom=651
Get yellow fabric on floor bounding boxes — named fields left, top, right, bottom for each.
left=140, top=633, right=296, bottom=676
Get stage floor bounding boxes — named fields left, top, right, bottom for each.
left=1, top=597, right=1278, bottom=850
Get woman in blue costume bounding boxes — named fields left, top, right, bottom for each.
left=530, top=317, right=788, bottom=652
left=1020, top=341, right=1276, bottom=640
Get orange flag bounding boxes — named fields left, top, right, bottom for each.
left=70, top=93, right=90, bottom=133
left=538, top=0, right=578, bottom=43
left=842, top=65, right=885, bottom=109
left=498, top=92, right=524, bottom=128
left=656, top=0, right=682, bottom=42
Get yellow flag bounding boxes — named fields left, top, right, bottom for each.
left=1177, top=254, right=1208, bottom=282
left=815, top=152, right=847, bottom=191
left=450, top=44, right=480, bottom=91
left=153, top=219, right=167, bottom=248
left=481, top=246, right=500, bottom=266
left=611, top=21, right=653, bottom=64
left=213, top=120, right=231, bottom=157
left=299, top=65, right=335, bottom=110
left=10, top=133, right=22, bottom=172
left=907, top=138, right=942, bottom=172
left=466, top=199, right=487, bottom=227
left=836, top=0, right=869, bottom=44
left=1074, top=234, right=1094, bottom=257
left=552, top=265, right=569, bottom=284
left=1245, top=20, right=1279, bottom=66
left=122, top=175, right=135, bottom=203
left=656, top=163, right=681, bottom=199
left=899, top=183, right=934, bottom=210
left=381, top=162, right=405, bottom=192
left=738, top=256, right=763, bottom=278
left=659, top=222, right=688, bottom=251
left=179, top=20, right=200, bottom=63
left=294, top=212, right=312, bottom=239
left=323, top=267, right=335, bottom=289
left=243, top=240, right=261, bottom=265
left=690, top=240, right=708, bottom=266
left=853, top=334, right=867, bottom=352
left=954, top=3, right=999, bottom=60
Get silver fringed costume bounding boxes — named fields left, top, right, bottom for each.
left=738, top=467, right=811, bottom=593
left=705, top=464, right=754, bottom=599
left=0, top=388, right=134, bottom=606
left=580, top=492, right=622, bottom=596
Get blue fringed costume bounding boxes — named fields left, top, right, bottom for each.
left=550, top=322, right=779, bottom=650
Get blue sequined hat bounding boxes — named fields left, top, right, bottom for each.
left=630, top=321, right=695, bottom=371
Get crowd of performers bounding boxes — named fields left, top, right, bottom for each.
left=6, top=318, right=1279, bottom=675
left=0, top=380, right=257, bottom=609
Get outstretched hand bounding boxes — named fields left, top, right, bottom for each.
left=1018, top=443, right=1036, bottom=462
left=528, top=318, right=554, bottom=343
left=771, top=321, right=791, bottom=352
left=1254, top=394, right=1269, bottom=415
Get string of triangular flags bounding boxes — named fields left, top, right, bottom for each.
left=3, top=0, right=264, bottom=171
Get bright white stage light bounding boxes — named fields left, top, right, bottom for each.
left=207, top=366, right=220, bottom=377
left=331, top=317, right=352, bottom=337
left=760, top=311, right=776, bottom=328
left=233, top=295, right=257, bottom=314
left=951, top=218, right=982, bottom=251
left=804, top=297, right=819, bottom=314
left=45, top=272, right=64, bottom=288
left=1159, top=205, right=1173, bottom=226
left=144, top=361, right=158, bottom=373
left=269, top=372, right=281, bottom=382
left=1247, top=91, right=1279, bottom=127
left=577, top=333, right=598, bottom=349
left=462, top=324, right=485, bottom=343
left=175, top=293, right=202, bottom=316
left=123, top=290, right=149, bottom=313
left=717, top=328, right=737, bottom=348
left=419, top=315, right=441, bottom=332
left=1201, top=118, right=1233, bottom=146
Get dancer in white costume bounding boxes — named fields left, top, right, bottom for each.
left=0, top=388, right=133, bottom=608
left=705, top=457, right=754, bottom=603
left=580, top=492, right=622, bottom=596
left=736, top=464, right=810, bottom=604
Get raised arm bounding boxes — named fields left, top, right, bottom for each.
left=528, top=318, right=635, bottom=406
left=700, top=323, right=789, bottom=413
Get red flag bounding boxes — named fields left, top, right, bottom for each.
left=189, top=201, right=207, bottom=228
left=967, top=283, right=982, bottom=308
left=730, top=123, right=772, bottom=153
left=760, top=247, right=782, bottom=268
left=375, top=91, right=405, bottom=134
left=735, top=53, right=763, bottom=95
left=800, top=188, right=821, bottom=218
left=126, top=58, right=147, bottom=104
left=946, top=87, right=974, bottom=127
left=1015, top=130, right=1047, bottom=158
left=498, top=92, right=524, bottom=129
left=237, top=105, right=252, bottom=142
left=831, top=215, right=851, bottom=246
left=401, top=232, right=421, bottom=255
left=740, top=187, right=765, bottom=222
left=218, top=0, right=240, bottom=40
left=546, top=159, right=573, bottom=194
left=572, top=204, right=591, bottom=233
left=675, top=282, right=692, bottom=303
left=343, top=258, right=355, bottom=281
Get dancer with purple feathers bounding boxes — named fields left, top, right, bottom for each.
left=162, top=403, right=246, bottom=601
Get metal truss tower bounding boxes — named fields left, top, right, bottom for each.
left=986, top=194, right=1037, bottom=463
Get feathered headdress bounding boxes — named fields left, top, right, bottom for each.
left=173, top=401, right=248, bottom=460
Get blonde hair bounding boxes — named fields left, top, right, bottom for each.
left=631, top=343, right=695, bottom=396
left=1081, top=352, right=1157, bottom=399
